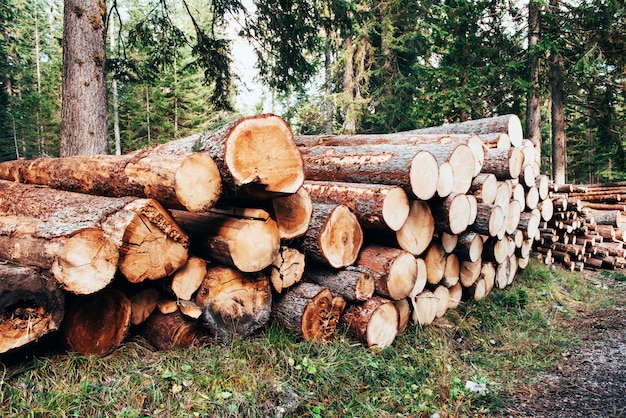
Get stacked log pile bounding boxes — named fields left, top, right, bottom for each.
left=1, top=113, right=551, bottom=356
left=532, top=182, right=626, bottom=271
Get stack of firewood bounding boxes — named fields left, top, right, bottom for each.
left=0, top=113, right=551, bottom=356
left=532, top=183, right=626, bottom=271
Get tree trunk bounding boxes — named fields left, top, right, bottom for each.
left=299, top=143, right=440, bottom=201
left=170, top=209, right=280, bottom=273
left=0, top=153, right=222, bottom=212
left=410, top=115, right=524, bottom=147
left=133, top=114, right=304, bottom=199
left=60, top=0, right=108, bottom=156
left=194, top=265, right=272, bottom=339
left=470, top=203, right=505, bottom=237
left=305, top=266, right=374, bottom=302
left=297, top=203, right=363, bottom=269
left=63, top=289, right=132, bottom=356
left=526, top=0, right=542, bottom=157
left=273, top=282, right=346, bottom=342
left=302, top=180, right=410, bottom=231
left=482, top=147, right=524, bottom=180
left=0, top=264, right=65, bottom=354
left=550, top=36, right=566, bottom=185
left=353, top=245, right=418, bottom=300
left=342, top=296, right=398, bottom=348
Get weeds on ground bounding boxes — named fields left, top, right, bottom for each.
left=1, top=261, right=622, bottom=417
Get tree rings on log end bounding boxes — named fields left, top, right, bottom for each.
left=409, top=151, right=439, bottom=200
left=175, top=153, right=222, bottom=212
left=320, top=205, right=363, bottom=268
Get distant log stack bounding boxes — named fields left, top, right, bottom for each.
left=532, top=182, right=626, bottom=271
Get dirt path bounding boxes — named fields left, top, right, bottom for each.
left=502, top=281, right=626, bottom=418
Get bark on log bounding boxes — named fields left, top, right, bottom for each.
left=342, top=296, right=398, bottom=348
left=0, top=180, right=189, bottom=283
left=298, top=203, right=363, bottom=269
left=273, top=282, right=346, bottom=342
left=305, top=266, right=374, bottom=302
left=302, top=180, right=410, bottom=231
left=0, top=215, right=119, bottom=294
left=410, top=258, right=428, bottom=298
left=587, top=210, right=621, bottom=227
left=299, top=144, right=440, bottom=200
left=478, top=133, right=511, bottom=149
left=0, top=152, right=222, bottom=212
left=518, top=210, right=541, bottom=239
left=133, top=114, right=304, bottom=199
left=268, top=246, right=306, bottom=294
left=194, top=265, right=272, bottom=339
left=0, top=264, right=65, bottom=354
left=481, top=147, right=524, bottom=180
left=394, top=298, right=411, bottom=335
left=354, top=245, right=417, bottom=300
left=409, top=115, right=524, bottom=147
left=63, top=289, right=132, bottom=356
left=143, top=310, right=199, bottom=351
left=395, top=200, right=436, bottom=256
left=170, top=209, right=280, bottom=273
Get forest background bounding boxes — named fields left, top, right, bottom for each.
left=0, top=0, right=624, bottom=185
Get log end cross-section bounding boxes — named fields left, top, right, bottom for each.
left=224, top=114, right=304, bottom=197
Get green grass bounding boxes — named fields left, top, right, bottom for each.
left=1, top=261, right=624, bottom=417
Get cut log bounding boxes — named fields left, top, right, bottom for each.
left=342, top=296, right=398, bottom=348
left=494, top=181, right=512, bottom=209
left=506, top=200, right=522, bottom=235
left=298, top=203, right=363, bottom=269
left=354, top=245, right=417, bottom=300
left=302, top=180, right=410, bottom=231
left=170, top=209, right=280, bottom=273
left=460, top=258, right=482, bottom=287
left=467, top=194, right=478, bottom=226
left=441, top=232, right=459, bottom=253
left=63, top=289, right=132, bottom=356
left=128, top=288, right=161, bottom=326
left=168, top=256, right=208, bottom=300
left=0, top=264, right=65, bottom=354
left=538, top=198, right=554, bottom=222
left=447, top=281, right=463, bottom=310
left=481, top=147, right=524, bottom=180
left=394, top=298, right=411, bottom=335
left=410, top=115, right=524, bottom=147
left=194, top=265, right=272, bottom=339
left=0, top=215, right=118, bottom=295
left=536, top=175, right=550, bottom=200
left=0, top=180, right=189, bottom=283
left=587, top=210, right=621, bottom=227
left=305, top=266, right=374, bottom=302
left=455, top=231, right=484, bottom=262
left=296, top=132, right=485, bottom=177
left=143, top=310, right=199, bottom=351
left=410, top=257, right=428, bottom=297
left=0, top=152, right=222, bottom=212
left=520, top=164, right=536, bottom=189
left=410, top=290, right=438, bottom=326
left=395, top=200, right=435, bottom=256
left=517, top=210, right=541, bottom=239
left=441, top=253, right=460, bottom=288
left=430, top=193, right=471, bottom=235
left=425, top=241, right=447, bottom=285
left=134, top=114, right=304, bottom=199
left=268, top=246, right=306, bottom=294
left=470, top=204, right=504, bottom=237
left=470, top=173, right=498, bottom=205
left=479, top=132, right=511, bottom=149
left=406, top=143, right=476, bottom=194
left=436, top=162, right=455, bottom=198
left=299, top=144, right=440, bottom=200
left=525, top=186, right=540, bottom=211
left=177, top=300, right=203, bottom=319
left=433, top=285, right=450, bottom=318
left=271, top=187, right=313, bottom=239
left=273, top=282, right=346, bottom=342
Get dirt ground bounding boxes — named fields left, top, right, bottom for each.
left=501, top=278, right=626, bottom=418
